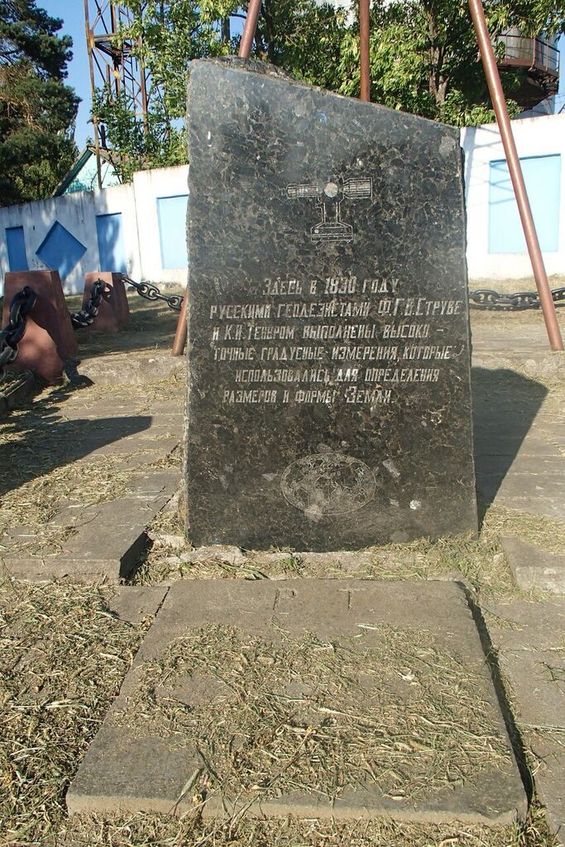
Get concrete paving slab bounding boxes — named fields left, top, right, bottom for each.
left=67, top=580, right=526, bottom=825
left=2, top=472, right=179, bottom=581
left=485, top=599, right=565, bottom=652
left=497, top=650, right=565, bottom=731
left=527, top=731, right=565, bottom=845
left=486, top=598, right=565, bottom=842
left=105, top=585, right=170, bottom=624
left=501, top=537, right=565, bottom=594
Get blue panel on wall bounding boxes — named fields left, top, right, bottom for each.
left=489, top=155, right=561, bottom=253
left=35, top=221, right=87, bottom=279
left=96, top=212, right=127, bottom=272
left=6, top=226, right=29, bottom=271
left=157, top=195, right=189, bottom=269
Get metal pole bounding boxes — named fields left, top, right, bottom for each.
left=468, top=0, right=563, bottom=351
left=171, top=292, right=188, bottom=357
left=359, top=0, right=370, bottom=102
left=239, top=0, right=261, bottom=58
left=84, top=0, right=103, bottom=190
left=172, top=0, right=262, bottom=356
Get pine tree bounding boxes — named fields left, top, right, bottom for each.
left=0, top=0, right=79, bottom=205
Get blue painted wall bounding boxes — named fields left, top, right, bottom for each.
left=157, top=195, right=189, bottom=269
left=6, top=226, right=29, bottom=271
left=488, top=154, right=561, bottom=253
left=96, top=212, right=127, bottom=272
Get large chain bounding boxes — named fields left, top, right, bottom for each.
left=70, top=278, right=109, bottom=328
left=121, top=274, right=183, bottom=312
left=469, top=287, right=565, bottom=311
left=0, top=286, right=38, bottom=371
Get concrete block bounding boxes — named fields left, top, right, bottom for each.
left=3, top=270, right=77, bottom=383
left=82, top=272, right=130, bottom=332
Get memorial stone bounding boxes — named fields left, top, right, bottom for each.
left=185, top=58, right=477, bottom=551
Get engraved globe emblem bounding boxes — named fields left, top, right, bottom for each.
left=280, top=452, right=376, bottom=517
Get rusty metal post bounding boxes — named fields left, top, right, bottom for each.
left=172, top=0, right=262, bottom=356
left=238, top=0, right=261, bottom=58
left=171, top=293, right=188, bottom=357
left=468, top=0, right=563, bottom=351
left=359, top=0, right=371, bottom=102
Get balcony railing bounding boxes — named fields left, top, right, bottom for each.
left=497, top=33, right=560, bottom=78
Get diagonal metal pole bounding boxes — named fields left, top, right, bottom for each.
left=468, top=0, right=563, bottom=351
left=173, top=0, right=262, bottom=356
left=238, top=0, right=261, bottom=59
left=359, top=0, right=371, bottom=101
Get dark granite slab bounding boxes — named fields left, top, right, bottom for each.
left=185, top=58, right=477, bottom=551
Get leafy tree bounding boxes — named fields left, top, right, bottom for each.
left=337, top=0, right=565, bottom=125
left=0, top=0, right=79, bottom=206
left=99, top=0, right=565, bottom=173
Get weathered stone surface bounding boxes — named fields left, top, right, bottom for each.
left=472, top=365, right=565, bottom=525
left=485, top=599, right=565, bottom=653
left=185, top=58, right=476, bottom=551
left=501, top=536, right=565, bottom=594
left=487, top=599, right=565, bottom=732
left=79, top=353, right=186, bottom=386
left=105, top=585, right=170, bottom=624
left=527, top=731, right=565, bottom=845
left=68, top=580, right=525, bottom=824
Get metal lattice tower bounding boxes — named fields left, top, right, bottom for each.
left=84, top=1, right=153, bottom=187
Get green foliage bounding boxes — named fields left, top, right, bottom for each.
left=97, top=0, right=565, bottom=173
left=93, top=86, right=186, bottom=183
left=0, top=0, right=79, bottom=205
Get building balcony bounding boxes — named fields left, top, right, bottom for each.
left=496, top=31, right=560, bottom=108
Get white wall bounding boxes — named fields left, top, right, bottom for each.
left=461, top=113, right=565, bottom=281
left=133, top=165, right=189, bottom=286
left=0, top=165, right=189, bottom=295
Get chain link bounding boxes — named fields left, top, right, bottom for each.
left=0, top=286, right=38, bottom=371
left=120, top=274, right=183, bottom=311
left=70, top=278, right=109, bottom=328
left=469, top=287, right=565, bottom=311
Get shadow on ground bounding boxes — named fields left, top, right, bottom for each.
left=0, top=386, right=151, bottom=498
left=472, top=367, right=548, bottom=524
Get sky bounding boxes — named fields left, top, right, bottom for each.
left=43, top=0, right=92, bottom=148
left=43, top=1, right=565, bottom=153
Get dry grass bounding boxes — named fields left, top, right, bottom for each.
left=114, top=623, right=510, bottom=807
left=482, top=506, right=565, bottom=556
left=56, top=813, right=525, bottom=847
left=0, top=374, right=182, bottom=558
left=137, top=527, right=519, bottom=602
left=0, top=577, right=145, bottom=847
